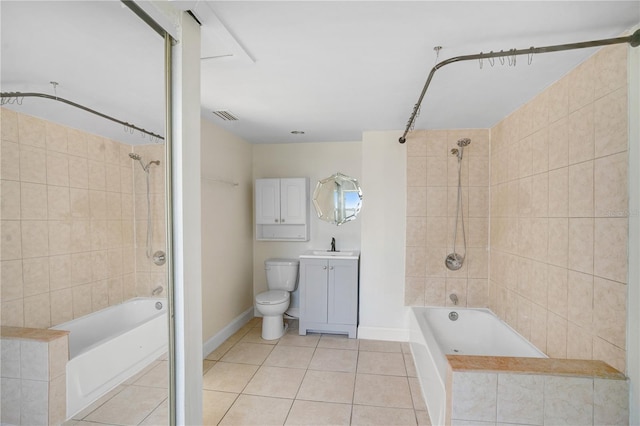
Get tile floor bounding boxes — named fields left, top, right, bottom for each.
left=64, top=318, right=431, bottom=425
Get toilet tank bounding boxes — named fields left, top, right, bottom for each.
left=265, top=258, right=299, bottom=291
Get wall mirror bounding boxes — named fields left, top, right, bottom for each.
left=313, top=172, right=363, bottom=225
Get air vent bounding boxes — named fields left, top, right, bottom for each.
left=212, top=110, right=238, bottom=121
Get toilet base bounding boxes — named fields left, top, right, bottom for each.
left=261, top=315, right=286, bottom=340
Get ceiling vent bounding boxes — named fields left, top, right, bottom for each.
left=212, top=110, right=238, bottom=121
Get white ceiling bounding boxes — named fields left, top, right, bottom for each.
left=2, top=1, right=639, bottom=145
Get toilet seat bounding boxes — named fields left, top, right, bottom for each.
left=256, top=290, right=289, bottom=305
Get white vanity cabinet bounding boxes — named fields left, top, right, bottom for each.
left=255, top=177, right=309, bottom=241
left=299, top=252, right=359, bottom=338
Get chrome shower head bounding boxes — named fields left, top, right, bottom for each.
left=457, top=138, right=471, bottom=147
left=128, top=153, right=141, bottom=161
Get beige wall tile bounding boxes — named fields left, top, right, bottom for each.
left=567, top=270, right=593, bottom=328
left=72, top=283, right=92, bottom=318
left=71, top=252, right=92, bottom=285
left=405, top=246, right=427, bottom=277
left=546, top=312, right=567, bottom=358
left=426, top=187, right=447, bottom=217
left=547, top=219, right=568, bottom=268
left=106, top=163, right=121, bottom=193
left=48, top=374, right=67, bottom=425
left=593, top=337, right=625, bottom=372
left=1, top=140, right=21, bottom=180
left=1, top=180, right=21, bottom=220
left=23, top=293, right=51, bottom=328
left=568, top=104, right=594, bottom=164
left=70, top=188, right=90, bottom=218
left=68, top=156, right=89, bottom=189
left=91, top=280, right=109, bottom=311
left=594, top=44, right=627, bottom=99
left=19, top=145, right=47, bottom=184
left=404, top=276, right=425, bottom=306
left=1, top=259, right=23, bottom=301
left=529, top=303, right=548, bottom=353
left=451, top=372, right=497, bottom=422
left=567, top=59, right=595, bottom=113
left=70, top=220, right=91, bottom=252
left=50, top=288, right=73, bottom=326
left=594, top=152, right=628, bottom=217
left=1, top=299, right=24, bottom=326
left=425, top=130, right=448, bottom=157
left=66, top=128, right=88, bottom=157
left=568, top=160, right=594, bottom=217
left=104, top=139, right=120, bottom=165
left=22, top=256, right=49, bottom=297
left=548, top=117, right=569, bottom=170
left=594, top=87, right=628, bottom=158
left=18, top=113, right=46, bottom=148
left=594, top=218, right=628, bottom=283
left=426, top=157, right=447, bottom=187
left=47, top=186, right=70, bottom=220
left=90, top=220, right=108, bottom=250
left=20, top=182, right=48, bottom=220
left=567, top=218, right=593, bottom=274
left=46, top=152, right=69, bottom=186
left=467, top=278, right=488, bottom=307
left=89, top=190, right=107, bottom=220
left=407, top=156, right=427, bottom=186
left=566, top=322, right=593, bottom=360
left=406, top=131, right=427, bottom=157
left=120, top=166, right=133, bottom=194
left=406, top=217, right=426, bottom=247
left=448, top=155, right=469, bottom=187
left=424, top=277, right=446, bottom=306
left=87, top=134, right=106, bottom=161
left=21, top=220, right=49, bottom=258
left=108, top=277, right=124, bottom=305
left=88, top=160, right=106, bottom=190
left=446, top=278, right=468, bottom=307
left=49, top=254, right=71, bottom=290
left=406, top=186, right=427, bottom=217
left=48, top=221, right=71, bottom=256
left=548, top=167, right=568, bottom=217
left=1, top=339, right=21, bottom=378
left=548, top=79, right=569, bottom=124
left=1, top=108, right=19, bottom=142
left=45, top=121, right=67, bottom=153
left=593, top=277, right=626, bottom=349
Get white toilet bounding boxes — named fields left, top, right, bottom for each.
left=255, top=258, right=299, bottom=340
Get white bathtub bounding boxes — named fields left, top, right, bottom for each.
left=409, top=307, right=546, bottom=426
left=51, top=297, right=168, bottom=419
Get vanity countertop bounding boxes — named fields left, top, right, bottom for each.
left=299, top=249, right=360, bottom=260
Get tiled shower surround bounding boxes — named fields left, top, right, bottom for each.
left=406, top=43, right=629, bottom=373
left=0, top=108, right=166, bottom=329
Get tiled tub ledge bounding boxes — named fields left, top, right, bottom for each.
left=1, top=326, right=70, bottom=426
left=446, top=355, right=629, bottom=425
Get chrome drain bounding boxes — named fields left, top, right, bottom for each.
left=449, top=311, right=459, bottom=321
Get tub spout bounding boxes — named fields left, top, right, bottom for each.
left=152, top=286, right=163, bottom=296
left=449, top=293, right=458, bottom=305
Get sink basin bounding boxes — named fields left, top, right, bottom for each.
left=311, top=250, right=354, bottom=256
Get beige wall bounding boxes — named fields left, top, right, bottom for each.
left=201, top=119, right=254, bottom=342
left=489, top=43, right=629, bottom=372
left=405, top=129, right=490, bottom=308
left=252, top=141, right=362, bottom=300
left=0, top=108, right=164, bottom=328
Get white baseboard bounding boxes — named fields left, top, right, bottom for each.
left=357, top=326, right=409, bottom=342
left=202, top=307, right=254, bottom=359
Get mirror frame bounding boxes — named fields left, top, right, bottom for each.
left=312, top=172, right=363, bottom=226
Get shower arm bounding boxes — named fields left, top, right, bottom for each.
left=0, top=91, right=164, bottom=141
left=398, top=29, right=640, bottom=144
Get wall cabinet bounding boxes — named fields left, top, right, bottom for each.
left=299, top=255, right=359, bottom=338
left=255, top=177, right=309, bottom=241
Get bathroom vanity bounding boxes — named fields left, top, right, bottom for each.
left=298, top=250, right=359, bottom=338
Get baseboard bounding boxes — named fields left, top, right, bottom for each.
left=202, top=307, right=254, bottom=358
left=357, top=326, right=410, bottom=342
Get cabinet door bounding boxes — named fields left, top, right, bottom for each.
left=300, top=259, right=328, bottom=323
left=280, top=178, right=307, bottom=225
left=255, top=178, right=280, bottom=224
left=328, top=260, right=358, bottom=325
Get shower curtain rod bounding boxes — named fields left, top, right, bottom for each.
left=398, top=28, right=640, bottom=144
left=0, top=91, right=164, bottom=141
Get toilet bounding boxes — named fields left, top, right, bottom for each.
left=255, top=258, right=299, bottom=340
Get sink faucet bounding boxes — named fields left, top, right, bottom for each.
left=330, top=237, right=336, bottom=252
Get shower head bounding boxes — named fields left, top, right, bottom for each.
left=457, top=138, right=471, bottom=147
left=128, top=152, right=159, bottom=172
left=128, top=153, right=141, bottom=161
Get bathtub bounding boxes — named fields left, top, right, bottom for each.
left=51, top=297, right=168, bottom=419
left=409, top=307, right=545, bottom=426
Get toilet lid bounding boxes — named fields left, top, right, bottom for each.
left=256, top=290, right=289, bottom=305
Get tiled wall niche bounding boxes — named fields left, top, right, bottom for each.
left=0, top=108, right=166, bottom=328
left=405, top=129, right=491, bottom=308
left=405, top=43, right=629, bottom=373
left=489, top=43, right=629, bottom=373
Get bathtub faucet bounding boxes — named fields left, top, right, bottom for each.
left=152, top=286, right=163, bottom=296
left=449, top=293, right=458, bottom=305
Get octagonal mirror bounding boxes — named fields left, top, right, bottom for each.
left=313, top=172, right=363, bottom=226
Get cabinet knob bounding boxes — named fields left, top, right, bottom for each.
left=323, top=266, right=327, bottom=270
left=329, top=266, right=334, bottom=270
left=281, top=218, right=285, bottom=223
left=274, top=219, right=279, bottom=223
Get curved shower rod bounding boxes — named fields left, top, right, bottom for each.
left=398, top=28, right=640, bottom=144
left=0, top=91, right=164, bottom=141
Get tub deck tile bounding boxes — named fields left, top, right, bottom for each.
left=446, top=355, right=625, bottom=379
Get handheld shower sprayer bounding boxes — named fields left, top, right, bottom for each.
left=129, top=152, right=160, bottom=172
